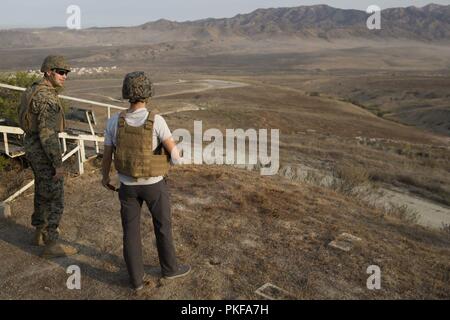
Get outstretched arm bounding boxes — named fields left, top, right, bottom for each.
left=163, top=137, right=183, bottom=165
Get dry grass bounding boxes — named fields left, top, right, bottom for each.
left=281, top=134, right=450, bottom=206
left=167, top=166, right=450, bottom=299
left=2, top=164, right=449, bottom=299
left=330, top=164, right=371, bottom=196
left=0, top=158, right=32, bottom=201
left=442, top=223, right=450, bottom=235
left=384, top=203, right=420, bottom=224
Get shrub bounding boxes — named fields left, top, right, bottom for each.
left=330, top=164, right=370, bottom=195
left=0, top=155, right=10, bottom=172
left=0, top=72, right=40, bottom=124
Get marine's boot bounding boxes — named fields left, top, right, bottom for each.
left=33, top=226, right=46, bottom=247
left=33, top=226, right=60, bottom=246
left=41, top=241, right=78, bottom=259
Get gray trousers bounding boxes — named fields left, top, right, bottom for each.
left=118, top=179, right=178, bottom=288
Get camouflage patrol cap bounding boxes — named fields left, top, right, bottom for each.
left=40, top=55, right=71, bottom=73
left=122, top=71, right=153, bottom=101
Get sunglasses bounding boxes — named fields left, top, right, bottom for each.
left=53, top=69, right=69, bottom=76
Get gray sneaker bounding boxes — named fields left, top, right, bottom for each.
left=163, top=265, right=191, bottom=280
left=132, top=274, right=151, bottom=292
left=133, top=284, right=144, bottom=292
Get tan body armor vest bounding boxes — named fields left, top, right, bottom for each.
left=114, top=110, right=170, bottom=178
left=19, top=81, right=65, bottom=134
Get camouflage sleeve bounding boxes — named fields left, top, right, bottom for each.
left=32, top=92, right=63, bottom=168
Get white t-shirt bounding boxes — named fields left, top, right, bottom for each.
left=104, top=108, right=172, bottom=185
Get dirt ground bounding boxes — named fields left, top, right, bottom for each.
left=1, top=164, right=449, bottom=299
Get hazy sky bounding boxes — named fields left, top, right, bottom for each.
left=1, top=0, right=449, bottom=28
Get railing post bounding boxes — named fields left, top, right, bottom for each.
left=62, top=137, right=67, bottom=154
left=79, top=139, right=86, bottom=163
left=91, top=110, right=97, bottom=125
left=86, top=110, right=99, bottom=154
left=3, top=132, right=9, bottom=156
left=77, top=142, right=84, bottom=175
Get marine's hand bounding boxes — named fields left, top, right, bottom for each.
left=102, top=176, right=111, bottom=189
left=53, top=167, right=65, bottom=181
left=102, top=176, right=118, bottom=191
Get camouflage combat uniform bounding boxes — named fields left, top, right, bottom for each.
left=23, top=79, right=65, bottom=242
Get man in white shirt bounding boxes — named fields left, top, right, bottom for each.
left=101, top=72, right=190, bottom=291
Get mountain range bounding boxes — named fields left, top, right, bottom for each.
left=0, top=3, right=449, bottom=49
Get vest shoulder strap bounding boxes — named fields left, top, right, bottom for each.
left=118, top=111, right=127, bottom=128
left=19, top=83, right=47, bottom=133
left=144, top=108, right=160, bottom=130
left=27, top=83, right=46, bottom=109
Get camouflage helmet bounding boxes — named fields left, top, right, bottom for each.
left=40, top=55, right=71, bottom=73
left=122, top=71, right=153, bottom=101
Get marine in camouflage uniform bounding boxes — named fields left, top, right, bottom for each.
left=19, top=55, right=77, bottom=258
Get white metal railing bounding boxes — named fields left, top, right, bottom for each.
left=59, top=132, right=105, bottom=165
left=0, top=125, right=105, bottom=161
left=0, top=128, right=105, bottom=203
left=0, top=83, right=126, bottom=119
left=2, top=144, right=81, bottom=204
left=0, top=81, right=111, bottom=161
left=0, top=125, right=25, bottom=158
left=1, top=126, right=104, bottom=164
left=0, top=82, right=112, bottom=205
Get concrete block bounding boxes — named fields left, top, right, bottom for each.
left=255, top=283, right=295, bottom=300
left=340, top=233, right=362, bottom=242
left=328, top=240, right=353, bottom=252
left=328, top=233, right=362, bottom=252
